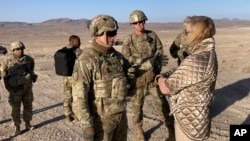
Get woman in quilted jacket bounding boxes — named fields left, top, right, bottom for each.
left=156, top=16, right=218, bottom=141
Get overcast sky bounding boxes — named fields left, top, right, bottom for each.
left=1, top=0, right=250, bottom=23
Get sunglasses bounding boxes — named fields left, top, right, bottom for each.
left=13, top=48, right=24, bottom=51
left=132, top=20, right=144, bottom=25
left=106, top=31, right=117, bottom=37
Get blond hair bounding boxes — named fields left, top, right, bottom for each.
left=183, top=16, right=216, bottom=46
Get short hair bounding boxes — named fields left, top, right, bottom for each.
left=69, top=35, right=80, bottom=42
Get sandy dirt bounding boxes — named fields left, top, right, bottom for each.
left=0, top=20, right=250, bottom=141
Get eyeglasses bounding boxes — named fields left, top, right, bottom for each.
left=13, top=48, right=24, bottom=51
left=106, top=31, right=117, bottom=37
left=132, top=20, right=144, bottom=25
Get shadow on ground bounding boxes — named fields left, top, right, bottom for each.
left=0, top=103, right=63, bottom=141
left=0, top=102, right=62, bottom=125
left=211, top=78, right=250, bottom=118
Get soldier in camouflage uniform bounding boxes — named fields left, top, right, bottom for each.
left=169, top=32, right=189, bottom=65
left=121, top=10, right=175, bottom=141
left=0, top=45, right=7, bottom=100
left=0, top=41, right=37, bottom=135
left=72, top=15, right=129, bottom=141
left=63, top=35, right=82, bottom=122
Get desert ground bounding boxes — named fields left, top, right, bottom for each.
left=0, top=19, right=250, bottom=141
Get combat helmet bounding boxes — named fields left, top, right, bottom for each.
left=10, top=41, right=25, bottom=51
left=88, top=15, right=118, bottom=37
left=129, top=10, right=148, bottom=24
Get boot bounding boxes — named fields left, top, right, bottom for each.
left=10, top=119, right=15, bottom=127
left=73, top=115, right=79, bottom=121
left=14, top=125, right=21, bottom=136
left=166, top=124, right=175, bottom=141
left=25, top=121, right=35, bottom=130
left=65, top=115, right=73, bottom=122
left=136, top=127, right=145, bottom=141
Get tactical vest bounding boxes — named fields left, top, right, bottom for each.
left=7, top=55, right=32, bottom=77
left=84, top=48, right=128, bottom=115
left=127, top=31, right=159, bottom=86
left=128, top=31, right=157, bottom=65
left=3, top=55, right=33, bottom=90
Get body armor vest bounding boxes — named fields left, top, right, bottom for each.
left=85, top=48, right=128, bottom=115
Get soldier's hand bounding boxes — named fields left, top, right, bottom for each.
left=127, top=67, right=136, bottom=78
left=25, top=74, right=32, bottom=81
left=139, top=60, right=152, bottom=71
left=160, top=55, right=169, bottom=66
left=148, top=53, right=159, bottom=65
left=31, top=74, right=38, bottom=83
left=83, top=126, right=95, bottom=140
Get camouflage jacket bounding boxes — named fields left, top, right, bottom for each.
left=72, top=41, right=128, bottom=128
left=122, top=30, right=163, bottom=86
left=0, top=54, right=35, bottom=91
left=166, top=38, right=218, bottom=140
left=169, top=32, right=188, bottom=65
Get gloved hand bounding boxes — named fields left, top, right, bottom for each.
left=83, top=126, right=95, bottom=141
left=31, top=74, right=38, bottom=83
left=139, top=53, right=160, bottom=71
left=127, top=67, right=137, bottom=78
left=148, top=54, right=159, bottom=65
left=160, top=54, right=169, bottom=66
left=139, top=60, right=152, bottom=71
left=23, top=74, right=32, bottom=84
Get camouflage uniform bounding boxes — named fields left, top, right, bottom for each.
left=122, top=10, right=174, bottom=141
left=169, top=31, right=189, bottom=65
left=72, top=15, right=128, bottom=141
left=0, top=41, right=37, bottom=135
left=63, top=46, right=82, bottom=120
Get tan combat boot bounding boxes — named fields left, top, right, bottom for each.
left=14, top=125, right=21, bottom=136
left=25, top=121, right=35, bottom=130
left=73, top=115, right=79, bottom=121
left=65, top=115, right=74, bottom=122
left=166, top=124, right=175, bottom=141
left=136, top=126, right=145, bottom=141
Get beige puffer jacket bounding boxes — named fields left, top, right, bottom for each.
left=165, top=38, right=218, bottom=140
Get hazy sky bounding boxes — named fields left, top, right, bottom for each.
left=1, top=0, right=250, bottom=23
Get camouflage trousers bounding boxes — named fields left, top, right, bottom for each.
left=63, top=77, right=73, bottom=116
left=131, top=85, right=174, bottom=128
left=93, top=111, right=128, bottom=141
left=8, top=86, right=34, bottom=126
left=63, top=89, right=73, bottom=116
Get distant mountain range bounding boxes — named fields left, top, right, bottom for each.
left=1, top=18, right=250, bottom=30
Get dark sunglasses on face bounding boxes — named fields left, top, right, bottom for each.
left=13, top=48, right=24, bottom=51
left=106, top=30, right=117, bottom=37
left=132, top=20, right=144, bottom=25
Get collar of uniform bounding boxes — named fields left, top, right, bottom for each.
left=12, top=54, right=25, bottom=61
left=92, top=39, right=113, bottom=55
left=66, top=45, right=73, bottom=49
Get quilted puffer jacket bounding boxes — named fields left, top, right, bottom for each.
left=165, top=37, right=218, bottom=140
